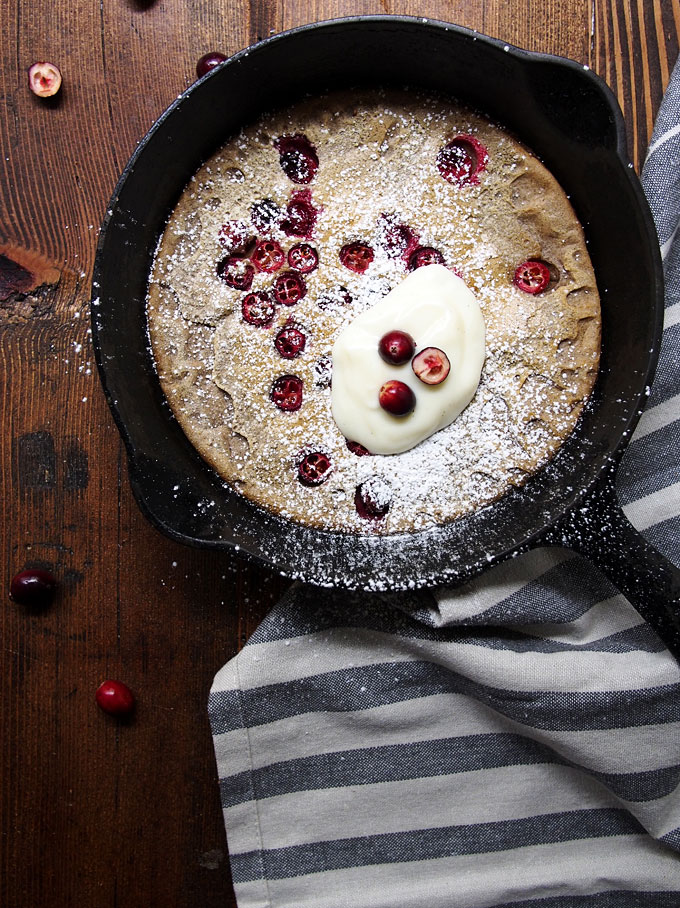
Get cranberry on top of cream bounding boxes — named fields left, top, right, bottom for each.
left=331, top=264, right=486, bottom=455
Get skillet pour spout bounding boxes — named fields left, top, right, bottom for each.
left=91, top=17, right=678, bottom=658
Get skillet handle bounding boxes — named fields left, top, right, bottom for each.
left=542, top=464, right=680, bottom=661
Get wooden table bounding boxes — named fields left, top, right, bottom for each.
left=1, top=2, right=678, bottom=905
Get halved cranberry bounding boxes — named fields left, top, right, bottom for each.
left=436, top=135, right=488, bottom=185
left=298, top=451, right=332, bottom=486
left=217, top=256, right=255, bottom=290
left=9, top=568, right=57, bottom=608
left=287, top=243, right=319, bottom=273
left=355, top=477, right=392, bottom=520
left=251, top=239, right=285, bottom=273
left=274, top=325, right=306, bottom=358
left=195, top=51, right=227, bottom=79
left=273, top=270, right=306, bottom=305
left=28, top=62, right=62, bottom=98
left=317, top=286, right=352, bottom=311
left=242, top=291, right=276, bottom=327
left=95, top=679, right=135, bottom=717
left=251, top=198, right=281, bottom=233
left=217, top=220, right=255, bottom=255
left=339, top=242, right=374, bottom=274
left=271, top=374, right=303, bottom=411
left=274, top=134, right=319, bottom=184
left=513, top=259, right=552, bottom=294
left=379, top=380, right=416, bottom=416
left=408, top=246, right=445, bottom=271
left=346, top=440, right=371, bottom=456
left=377, top=214, right=419, bottom=261
left=281, top=190, right=318, bottom=238
left=412, top=347, right=451, bottom=385
left=379, top=330, right=415, bottom=365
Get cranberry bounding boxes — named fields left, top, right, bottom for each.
left=275, top=325, right=306, bottom=358
left=513, top=259, right=552, bottom=294
left=95, top=679, right=135, bottom=717
left=217, top=220, right=255, bottom=255
left=436, top=135, right=488, bottom=185
left=379, top=380, right=416, bottom=416
left=251, top=199, right=281, bottom=233
left=377, top=214, right=419, bottom=261
left=412, top=347, right=451, bottom=385
left=273, top=270, right=306, bottom=305
left=28, top=62, right=62, bottom=98
left=242, top=291, right=276, bottom=327
left=339, top=242, right=374, bottom=274
left=317, top=286, right=352, bottom=311
left=313, top=356, right=333, bottom=388
left=346, top=440, right=371, bottom=456
left=9, top=568, right=57, bottom=608
left=408, top=246, right=445, bottom=271
left=287, top=243, right=319, bottom=273
left=281, top=190, right=318, bottom=238
left=271, top=374, right=303, bottom=411
left=378, top=330, right=415, bottom=365
left=274, top=134, right=319, bottom=184
left=195, top=51, right=227, bottom=79
left=217, top=255, right=255, bottom=290
left=251, top=239, right=285, bottom=273
left=298, top=451, right=332, bottom=486
left=355, top=477, right=392, bottom=520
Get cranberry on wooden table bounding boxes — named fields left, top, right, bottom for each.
left=195, top=51, right=227, bottom=78
left=95, top=680, right=135, bottom=717
left=9, top=568, right=57, bottom=608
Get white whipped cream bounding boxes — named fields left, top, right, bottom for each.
left=331, top=264, right=486, bottom=455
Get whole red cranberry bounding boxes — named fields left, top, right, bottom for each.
left=412, top=347, right=451, bottom=385
left=379, top=380, right=416, bottom=416
left=95, top=679, right=135, bottom=717
left=378, top=330, right=415, bottom=365
left=196, top=51, right=227, bottom=79
left=9, top=568, right=57, bottom=608
left=28, top=62, right=62, bottom=98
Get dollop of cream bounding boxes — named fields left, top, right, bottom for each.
left=331, top=264, right=486, bottom=455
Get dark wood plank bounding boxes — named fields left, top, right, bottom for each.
left=1, top=1, right=677, bottom=906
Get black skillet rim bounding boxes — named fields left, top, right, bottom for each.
left=91, top=15, right=664, bottom=590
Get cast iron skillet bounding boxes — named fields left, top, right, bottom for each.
left=91, top=16, right=680, bottom=657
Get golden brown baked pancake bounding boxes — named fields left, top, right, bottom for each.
left=147, top=89, right=600, bottom=534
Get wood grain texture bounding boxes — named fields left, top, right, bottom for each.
left=1, top=2, right=678, bottom=906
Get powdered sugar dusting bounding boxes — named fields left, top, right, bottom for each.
left=146, top=89, right=601, bottom=537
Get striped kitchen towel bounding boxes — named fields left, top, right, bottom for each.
left=209, top=60, right=680, bottom=907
